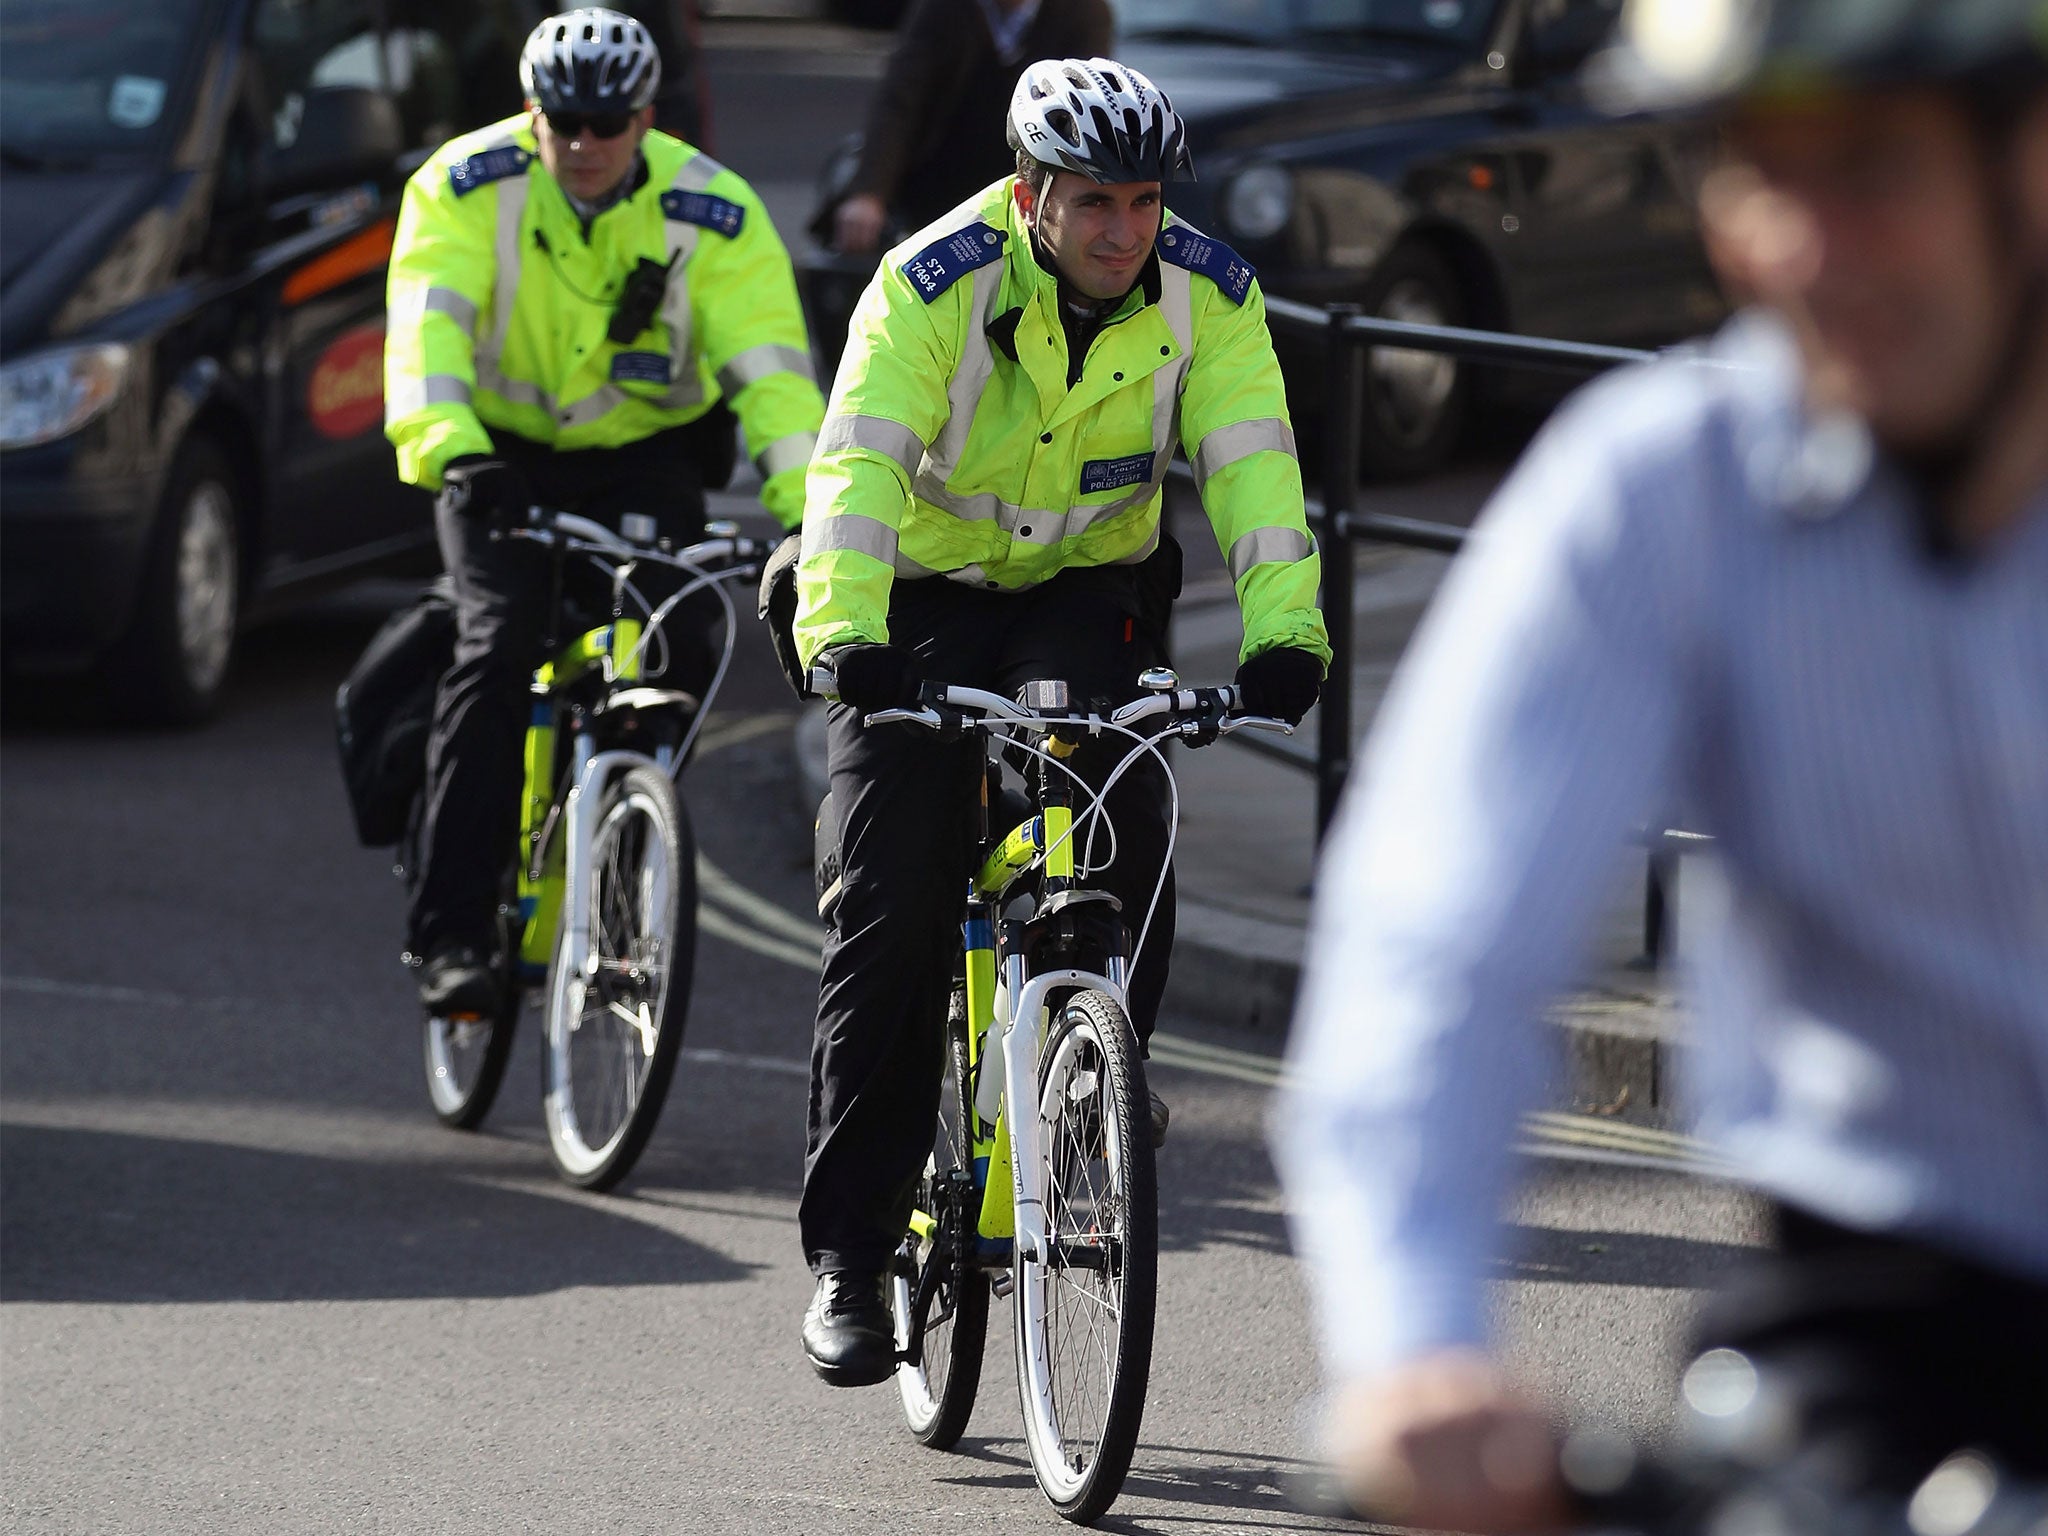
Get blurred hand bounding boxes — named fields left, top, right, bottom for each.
left=833, top=193, right=889, bottom=254
left=1327, top=1351, right=1570, bottom=1535
left=439, top=455, right=529, bottom=527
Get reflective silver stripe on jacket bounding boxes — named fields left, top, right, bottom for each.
left=1227, top=525, right=1314, bottom=582
left=1194, top=416, right=1295, bottom=489
left=755, top=430, right=816, bottom=480
left=386, top=373, right=474, bottom=417
left=718, top=343, right=813, bottom=398
left=392, top=284, right=479, bottom=335
left=804, top=512, right=936, bottom=575
left=912, top=258, right=1006, bottom=514
left=818, top=413, right=928, bottom=480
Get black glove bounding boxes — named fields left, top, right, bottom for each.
left=1235, top=647, right=1324, bottom=726
left=828, top=643, right=924, bottom=712
left=439, top=455, right=529, bottom=527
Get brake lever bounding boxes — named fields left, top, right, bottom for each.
left=1220, top=714, right=1295, bottom=736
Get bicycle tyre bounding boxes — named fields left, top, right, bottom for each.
left=421, top=882, right=522, bottom=1130
left=542, top=763, right=697, bottom=1191
left=1014, top=988, right=1157, bottom=1524
left=892, top=1009, right=989, bottom=1448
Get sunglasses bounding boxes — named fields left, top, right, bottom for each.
left=545, top=110, right=634, bottom=141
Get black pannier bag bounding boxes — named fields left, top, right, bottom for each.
left=334, top=580, right=457, bottom=847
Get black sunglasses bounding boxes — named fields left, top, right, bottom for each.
left=545, top=110, right=634, bottom=141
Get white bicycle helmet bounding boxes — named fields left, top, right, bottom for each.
left=519, top=8, right=662, bottom=115
left=1006, top=57, right=1194, bottom=184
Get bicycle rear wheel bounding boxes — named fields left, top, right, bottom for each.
left=892, top=1006, right=989, bottom=1447
left=542, top=763, right=697, bottom=1191
left=1014, top=988, right=1157, bottom=1525
left=422, top=886, right=521, bottom=1129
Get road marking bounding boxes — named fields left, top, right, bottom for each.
left=698, top=902, right=821, bottom=972
left=697, top=853, right=822, bottom=949
left=679, top=1045, right=807, bottom=1079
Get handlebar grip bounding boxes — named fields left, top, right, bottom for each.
left=808, top=665, right=839, bottom=698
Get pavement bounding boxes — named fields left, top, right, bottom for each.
left=787, top=482, right=1688, bottom=1130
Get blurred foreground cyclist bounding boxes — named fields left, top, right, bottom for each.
left=1275, top=0, right=2048, bottom=1529
left=791, top=58, right=1329, bottom=1386
left=384, top=8, right=822, bottom=1017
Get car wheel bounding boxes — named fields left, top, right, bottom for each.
left=104, top=438, right=242, bottom=727
left=1357, top=243, right=1470, bottom=480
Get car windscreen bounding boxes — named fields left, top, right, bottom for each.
left=1113, top=0, right=1499, bottom=50
left=0, top=0, right=215, bottom=161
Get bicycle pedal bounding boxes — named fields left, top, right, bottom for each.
left=990, top=1271, right=1015, bottom=1299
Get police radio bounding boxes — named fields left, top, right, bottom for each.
left=607, top=253, right=677, bottom=345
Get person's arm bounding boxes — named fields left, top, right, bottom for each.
left=383, top=159, right=497, bottom=487
left=791, top=250, right=960, bottom=668
left=1272, top=373, right=1708, bottom=1520
left=1178, top=277, right=1330, bottom=667
left=848, top=0, right=956, bottom=212
left=689, top=167, right=826, bottom=530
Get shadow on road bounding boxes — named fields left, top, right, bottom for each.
left=1499, top=1223, right=1757, bottom=1289
left=0, top=1120, right=754, bottom=1305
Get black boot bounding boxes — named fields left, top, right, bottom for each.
left=801, top=1270, right=895, bottom=1387
left=418, top=941, right=499, bottom=1018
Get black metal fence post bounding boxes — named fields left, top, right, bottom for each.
left=1316, top=304, right=1362, bottom=840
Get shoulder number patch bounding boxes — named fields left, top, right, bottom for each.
left=448, top=145, right=532, bottom=196
left=901, top=222, right=1007, bottom=304
left=661, top=189, right=746, bottom=238
left=1157, top=225, right=1256, bottom=306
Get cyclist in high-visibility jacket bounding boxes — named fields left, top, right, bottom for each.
left=793, top=57, right=1330, bottom=1387
left=385, top=8, right=822, bottom=1019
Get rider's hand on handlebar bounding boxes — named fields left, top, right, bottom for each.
left=1326, top=1349, right=1571, bottom=1535
left=440, top=455, right=530, bottom=529
left=1235, top=646, right=1324, bottom=726
left=827, top=643, right=925, bottom=712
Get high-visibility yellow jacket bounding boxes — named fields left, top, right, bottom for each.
left=384, top=115, right=823, bottom=527
left=793, top=177, right=1328, bottom=668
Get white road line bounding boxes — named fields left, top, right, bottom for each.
left=698, top=904, right=822, bottom=972
left=697, top=854, right=823, bottom=948
left=679, top=1046, right=807, bottom=1079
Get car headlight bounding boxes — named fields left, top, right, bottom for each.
left=1222, top=164, right=1294, bottom=243
left=0, top=344, right=132, bottom=450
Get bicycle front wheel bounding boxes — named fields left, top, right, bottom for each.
left=542, top=763, right=697, bottom=1191
left=1014, top=988, right=1157, bottom=1524
left=893, top=1008, right=989, bottom=1448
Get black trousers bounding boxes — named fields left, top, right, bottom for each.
left=1692, top=1205, right=2048, bottom=1493
left=409, top=429, right=709, bottom=956
left=801, top=559, right=1177, bottom=1275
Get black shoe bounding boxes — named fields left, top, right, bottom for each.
left=801, top=1270, right=895, bottom=1388
left=418, top=942, right=499, bottom=1018
left=1149, top=1090, right=1170, bottom=1148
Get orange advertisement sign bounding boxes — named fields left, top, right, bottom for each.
left=308, top=323, right=386, bottom=440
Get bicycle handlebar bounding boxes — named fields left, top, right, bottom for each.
left=503, top=506, right=782, bottom=570
left=806, top=669, right=1294, bottom=743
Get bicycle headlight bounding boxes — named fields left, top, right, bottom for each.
left=0, top=343, right=132, bottom=450
left=1222, top=163, right=1294, bottom=243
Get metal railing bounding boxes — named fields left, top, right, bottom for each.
left=1188, top=297, right=1694, bottom=959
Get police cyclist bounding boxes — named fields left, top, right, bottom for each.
left=791, top=58, right=1331, bottom=1386
left=384, top=8, right=824, bottom=1017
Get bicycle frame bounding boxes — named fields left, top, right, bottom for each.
left=507, top=511, right=766, bottom=984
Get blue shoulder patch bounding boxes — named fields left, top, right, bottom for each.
left=1156, top=224, right=1256, bottom=306
left=900, top=222, right=1007, bottom=304
left=661, top=189, right=746, bottom=239
left=447, top=144, right=532, bottom=197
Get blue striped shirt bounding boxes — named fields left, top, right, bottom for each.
left=1273, top=313, right=2048, bottom=1380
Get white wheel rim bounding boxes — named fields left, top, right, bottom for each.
left=424, top=1013, right=494, bottom=1116
left=543, top=788, right=676, bottom=1175
left=1368, top=277, right=1458, bottom=443
left=1018, top=1016, right=1126, bottom=1504
left=175, top=480, right=237, bottom=694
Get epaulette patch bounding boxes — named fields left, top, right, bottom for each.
left=448, top=144, right=532, bottom=197
left=1157, top=224, right=1256, bottom=306
left=901, top=222, right=1007, bottom=304
left=661, top=189, right=746, bottom=238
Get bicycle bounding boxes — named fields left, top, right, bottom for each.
left=416, top=507, right=772, bottom=1191
left=816, top=665, right=1290, bottom=1524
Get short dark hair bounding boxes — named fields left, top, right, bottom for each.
left=1015, top=147, right=1054, bottom=196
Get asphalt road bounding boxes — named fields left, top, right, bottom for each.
left=1, top=28, right=1760, bottom=1533
left=1, top=580, right=1763, bottom=1534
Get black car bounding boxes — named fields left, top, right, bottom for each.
left=0, top=0, right=709, bottom=724
left=1119, top=0, right=1724, bottom=474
